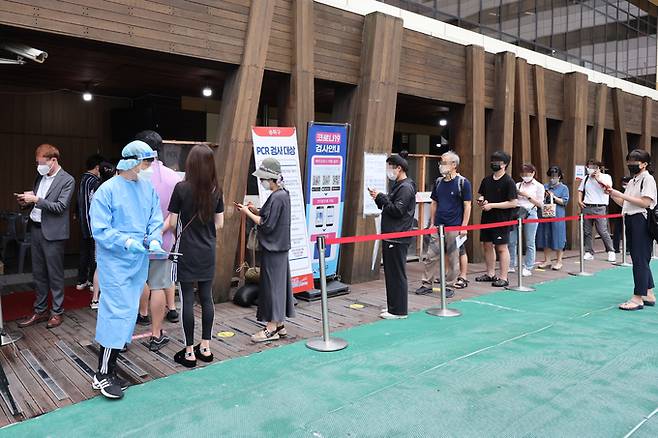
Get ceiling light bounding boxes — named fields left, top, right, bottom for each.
left=202, top=86, right=213, bottom=97
left=439, top=119, right=448, bottom=127
left=82, top=91, right=93, bottom=102
left=0, top=57, right=25, bottom=65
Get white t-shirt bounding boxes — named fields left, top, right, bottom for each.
left=516, top=179, right=545, bottom=210
left=578, top=172, right=612, bottom=205
left=622, top=171, right=657, bottom=217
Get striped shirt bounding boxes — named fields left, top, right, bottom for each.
left=78, top=172, right=101, bottom=238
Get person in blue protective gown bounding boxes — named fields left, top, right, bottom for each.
left=89, top=140, right=165, bottom=399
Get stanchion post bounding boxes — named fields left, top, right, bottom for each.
left=569, top=213, right=593, bottom=277
left=506, top=217, right=535, bottom=292
left=614, top=215, right=633, bottom=267
left=652, top=240, right=658, bottom=260
left=427, top=225, right=461, bottom=317
left=0, top=290, right=22, bottom=346
left=306, top=236, right=348, bottom=352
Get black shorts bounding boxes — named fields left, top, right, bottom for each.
left=479, top=225, right=511, bottom=244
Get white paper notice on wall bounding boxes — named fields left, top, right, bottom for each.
left=574, top=165, right=586, bottom=181
left=363, top=152, right=388, bottom=217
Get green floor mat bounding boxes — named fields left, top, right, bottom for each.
left=4, top=265, right=658, bottom=437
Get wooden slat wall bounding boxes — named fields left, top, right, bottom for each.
left=0, top=89, right=127, bottom=251
left=0, top=0, right=249, bottom=64
left=266, top=0, right=293, bottom=73
left=398, top=30, right=466, bottom=104
left=313, top=3, right=362, bottom=85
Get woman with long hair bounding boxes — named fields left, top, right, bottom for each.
left=169, top=145, right=224, bottom=367
left=607, top=149, right=657, bottom=311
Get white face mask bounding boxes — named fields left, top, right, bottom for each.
left=386, top=169, right=398, bottom=181
left=260, top=180, right=271, bottom=190
left=550, top=178, right=559, bottom=185
left=521, top=176, right=533, bottom=183
left=137, top=166, right=154, bottom=183
left=439, top=164, right=451, bottom=175
left=37, top=163, right=51, bottom=176
left=586, top=168, right=596, bottom=175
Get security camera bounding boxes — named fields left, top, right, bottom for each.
left=0, top=57, right=25, bottom=65
left=1, top=43, right=48, bottom=63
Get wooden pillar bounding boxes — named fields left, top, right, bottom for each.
left=212, top=0, right=276, bottom=302
left=589, top=84, right=607, bottom=161
left=611, top=88, right=629, bottom=180
left=530, top=65, right=549, bottom=178
left=641, top=96, right=653, bottom=151
left=455, top=45, right=486, bottom=263
left=487, top=51, right=516, bottom=160
left=513, top=58, right=531, bottom=177
left=556, top=72, right=588, bottom=248
left=338, top=12, right=403, bottom=284
left=280, top=0, right=315, bottom=172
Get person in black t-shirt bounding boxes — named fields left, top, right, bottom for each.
left=168, top=145, right=224, bottom=368
left=475, top=151, right=518, bottom=287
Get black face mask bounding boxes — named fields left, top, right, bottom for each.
left=490, top=163, right=502, bottom=172
left=627, top=164, right=641, bottom=175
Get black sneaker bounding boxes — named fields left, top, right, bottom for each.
left=166, top=309, right=179, bottom=323
left=149, top=333, right=170, bottom=351
left=415, top=286, right=433, bottom=295
left=136, top=314, right=150, bottom=326
left=92, top=372, right=124, bottom=399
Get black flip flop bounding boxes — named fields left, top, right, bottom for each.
left=619, top=301, right=644, bottom=311
left=643, top=300, right=656, bottom=307
left=475, top=274, right=496, bottom=282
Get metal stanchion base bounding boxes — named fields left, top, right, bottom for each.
left=426, top=307, right=461, bottom=317
left=568, top=271, right=594, bottom=277
left=505, top=285, right=536, bottom=292
left=613, top=261, right=633, bottom=267
left=306, top=337, right=348, bottom=352
left=1, top=331, right=23, bottom=346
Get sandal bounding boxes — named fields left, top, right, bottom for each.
left=251, top=328, right=280, bottom=343
left=194, top=344, right=214, bottom=363
left=453, top=277, right=468, bottom=289
left=275, top=325, right=288, bottom=338
left=537, top=262, right=552, bottom=269
left=643, top=298, right=656, bottom=307
left=174, top=348, right=197, bottom=368
left=492, top=278, right=509, bottom=287
left=475, top=274, right=496, bottom=282
left=619, top=300, right=644, bottom=311
left=551, top=264, right=563, bottom=271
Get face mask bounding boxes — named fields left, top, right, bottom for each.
left=260, top=180, right=271, bottom=190
left=627, top=164, right=641, bottom=175
left=439, top=165, right=450, bottom=175
left=386, top=169, right=398, bottom=181
left=137, top=166, right=154, bottom=183
left=37, top=164, right=51, bottom=176
left=586, top=168, right=596, bottom=175
left=522, top=176, right=533, bottom=183
left=550, top=178, right=559, bottom=186
left=490, top=163, right=502, bottom=172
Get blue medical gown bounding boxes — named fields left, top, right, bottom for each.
left=90, top=176, right=163, bottom=349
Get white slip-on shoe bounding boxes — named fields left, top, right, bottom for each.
left=607, top=251, right=616, bottom=262
left=380, top=311, right=408, bottom=320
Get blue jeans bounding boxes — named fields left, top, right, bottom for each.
left=509, top=209, right=538, bottom=270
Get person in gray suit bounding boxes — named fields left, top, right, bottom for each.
left=16, top=144, right=74, bottom=329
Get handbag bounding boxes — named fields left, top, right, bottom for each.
left=542, top=192, right=557, bottom=218
left=243, top=227, right=260, bottom=284
left=169, top=214, right=197, bottom=280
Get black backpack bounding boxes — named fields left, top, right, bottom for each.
left=640, top=178, right=658, bottom=241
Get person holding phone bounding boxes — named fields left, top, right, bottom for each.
left=537, top=166, right=570, bottom=270
left=578, top=159, right=616, bottom=263
left=236, top=158, right=296, bottom=342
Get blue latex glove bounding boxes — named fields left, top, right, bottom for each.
left=126, top=238, right=147, bottom=254
left=148, top=240, right=166, bottom=254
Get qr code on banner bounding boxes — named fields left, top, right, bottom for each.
left=332, top=175, right=341, bottom=185
left=312, top=176, right=321, bottom=186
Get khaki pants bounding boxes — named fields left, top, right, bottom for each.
left=422, top=231, right=460, bottom=286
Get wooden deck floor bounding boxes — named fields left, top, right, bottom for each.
left=0, top=246, right=626, bottom=426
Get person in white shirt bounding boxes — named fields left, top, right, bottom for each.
left=509, top=163, right=544, bottom=277
left=606, top=149, right=657, bottom=311
left=578, top=159, right=616, bottom=262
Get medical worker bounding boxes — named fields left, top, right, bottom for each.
left=90, top=140, right=165, bottom=399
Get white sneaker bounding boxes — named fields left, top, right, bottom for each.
left=380, top=311, right=408, bottom=320
left=583, top=252, right=594, bottom=261
left=508, top=267, right=516, bottom=273
left=607, top=251, right=616, bottom=262
left=522, top=268, right=532, bottom=277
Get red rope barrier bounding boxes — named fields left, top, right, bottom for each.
left=325, top=212, right=622, bottom=246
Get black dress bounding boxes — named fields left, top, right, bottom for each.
left=257, top=188, right=296, bottom=322
left=168, top=181, right=224, bottom=282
